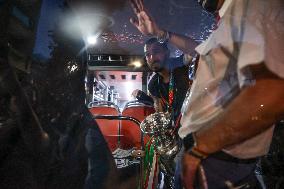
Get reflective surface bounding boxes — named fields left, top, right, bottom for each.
left=140, top=112, right=180, bottom=158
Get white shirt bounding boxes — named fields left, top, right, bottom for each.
left=179, top=0, right=284, bottom=158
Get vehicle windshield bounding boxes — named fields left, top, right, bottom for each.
left=1, top=0, right=283, bottom=189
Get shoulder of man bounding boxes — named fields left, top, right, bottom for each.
left=168, top=55, right=184, bottom=69
left=174, top=65, right=190, bottom=90
left=174, top=65, right=189, bottom=76
left=148, top=73, right=159, bottom=84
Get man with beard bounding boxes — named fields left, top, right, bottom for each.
left=130, top=0, right=198, bottom=187
left=142, top=37, right=193, bottom=189
left=130, top=0, right=284, bottom=188
left=145, top=38, right=191, bottom=121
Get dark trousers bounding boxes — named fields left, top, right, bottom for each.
left=197, top=152, right=262, bottom=189
left=175, top=150, right=263, bottom=189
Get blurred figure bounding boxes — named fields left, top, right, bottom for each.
left=178, top=0, right=284, bottom=188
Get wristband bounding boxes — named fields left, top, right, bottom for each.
left=157, top=30, right=170, bottom=44
left=187, top=146, right=208, bottom=160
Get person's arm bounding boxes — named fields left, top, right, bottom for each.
left=129, top=0, right=198, bottom=55
left=182, top=63, right=284, bottom=189
left=132, top=89, right=154, bottom=104
left=195, top=63, right=284, bottom=154
left=151, top=96, right=163, bottom=112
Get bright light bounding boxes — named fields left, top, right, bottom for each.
left=87, top=36, right=97, bottom=45
left=59, top=5, right=114, bottom=46
left=122, top=81, right=136, bottom=101
left=131, top=60, right=142, bottom=68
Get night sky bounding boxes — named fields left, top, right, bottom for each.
left=32, top=0, right=214, bottom=59
left=33, top=0, right=63, bottom=59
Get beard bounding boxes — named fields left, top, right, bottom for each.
left=150, top=61, right=165, bottom=73
left=153, top=68, right=164, bottom=73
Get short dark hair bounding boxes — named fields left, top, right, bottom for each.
left=145, top=38, right=168, bottom=50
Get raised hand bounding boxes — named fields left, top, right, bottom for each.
left=129, top=0, right=162, bottom=36
left=131, top=89, right=141, bottom=98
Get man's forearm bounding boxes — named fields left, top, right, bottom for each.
left=156, top=29, right=198, bottom=55
left=136, top=90, right=154, bottom=104
left=195, top=67, right=284, bottom=155
left=169, top=32, right=198, bottom=55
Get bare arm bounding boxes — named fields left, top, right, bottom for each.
left=195, top=63, right=284, bottom=154
left=182, top=63, right=284, bottom=189
left=151, top=96, right=163, bottom=112
left=129, top=0, right=198, bottom=55
left=166, top=31, right=198, bottom=55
